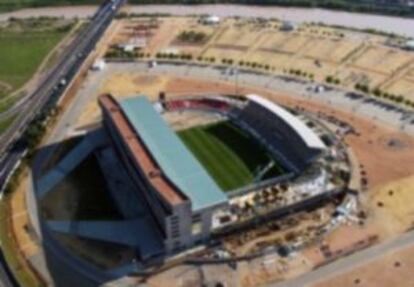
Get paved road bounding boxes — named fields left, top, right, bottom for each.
left=271, top=230, right=414, bottom=287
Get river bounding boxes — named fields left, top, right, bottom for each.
left=1, top=4, right=414, bottom=38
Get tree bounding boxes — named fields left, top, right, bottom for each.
left=326, top=75, right=334, bottom=83
left=373, top=88, right=382, bottom=97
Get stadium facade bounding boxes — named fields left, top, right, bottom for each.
left=99, top=94, right=228, bottom=254
left=98, top=93, right=326, bottom=255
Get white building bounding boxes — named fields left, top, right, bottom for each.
left=280, top=21, right=296, bottom=32
left=91, top=59, right=106, bottom=71
left=200, top=15, right=220, bottom=25
left=117, top=38, right=147, bottom=52
left=405, top=40, right=414, bottom=51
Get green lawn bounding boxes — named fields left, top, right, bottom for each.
left=0, top=18, right=74, bottom=133
left=0, top=31, right=66, bottom=93
left=178, top=121, right=284, bottom=191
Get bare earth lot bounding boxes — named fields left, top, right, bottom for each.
left=115, top=16, right=414, bottom=103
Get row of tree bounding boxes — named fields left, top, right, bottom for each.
left=355, top=83, right=414, bottom=108
left=177, top=30, right=208, bottom=44
left=4, top=105, right=61, bottom=194
left=105, top=49, right=414, bottom=109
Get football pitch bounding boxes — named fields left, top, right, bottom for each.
left=178, top=120, right=285, bottom=191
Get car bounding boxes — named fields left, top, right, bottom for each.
left=59, top=78, right=67, bottom=87
left=148, top=60, right=157, bottom=69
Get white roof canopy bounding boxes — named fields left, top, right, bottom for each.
left=246, top=94, right=326, bottom=150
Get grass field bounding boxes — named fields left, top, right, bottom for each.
left=0, top=18, right=74, bottom=133
left=0, top=30, right=67, bottom=94
left=178, top=121, right=284, bottom=191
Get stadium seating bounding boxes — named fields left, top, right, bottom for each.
left=164, top=96, right=322, bottom=174
left=235, top=101, right=321, bottom=173
left=165, top=98, right=231, bottom=113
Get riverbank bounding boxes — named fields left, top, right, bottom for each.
left=1, top=4, right=414, bottom=38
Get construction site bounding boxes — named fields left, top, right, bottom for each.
left=4, top=10, right=414, bottom=287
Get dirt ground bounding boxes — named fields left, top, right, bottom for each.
left=366, top=176, right=414, bottom=234
left=76, top=74, right=169, bottom=127
left=146, top=254, right=312, bottom=287
left=10, top=173, right=39, bottom=259
left=7, top=171, right=42, bottom=287
left=313, top=243, right=414, bottom=287
left=129, top=17, right=414, bottom=101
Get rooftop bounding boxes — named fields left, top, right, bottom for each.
left=99, top=94, right=185, bottom=206
left=120, top=96, right=228, bottom=211
left=246, top=94, right=326, bottom=150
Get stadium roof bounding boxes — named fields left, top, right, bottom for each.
left=247, top=94, right=326, bottom=150
left=120, top=96, right=228, bottom=211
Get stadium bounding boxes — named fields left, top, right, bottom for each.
left=97, top=92, right=332, bottom=259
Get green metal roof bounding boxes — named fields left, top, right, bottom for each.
left=120, top=96, right=227, bottom=211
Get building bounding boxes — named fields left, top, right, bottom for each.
left=405, top=39, right=414, bottom=50
left=234, top=94, right=326, bottom=173
left=99, top=94, right=228, bottom=254
left=280, top=21, right=296, bottom=32
left=98, top=93, right=327, bottom=255
left=200, top=15, right=221, bottom=25
left=116, top=38, right=147, bottom=52
left=91, top=59, right=106, bottom=71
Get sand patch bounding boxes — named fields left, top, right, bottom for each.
left=368, top=176, right=414, bottom=233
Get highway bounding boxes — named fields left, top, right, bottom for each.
left=0, top=0, right=125, bottom=286
left=0, top=0, right=124, bottom=191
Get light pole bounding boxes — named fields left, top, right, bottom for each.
left=234, top=68, right=240, bottom=96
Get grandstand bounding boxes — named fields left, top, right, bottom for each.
left=234, top=94, right=326, bottom=173
left=165, top=94, right=326, bottom=174
left=98, top=93, right=326, bottom=256
left=164, top=97, right=234, bottom=114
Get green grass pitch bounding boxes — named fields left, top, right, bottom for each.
left=178, top=120, right=285, bottom=191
